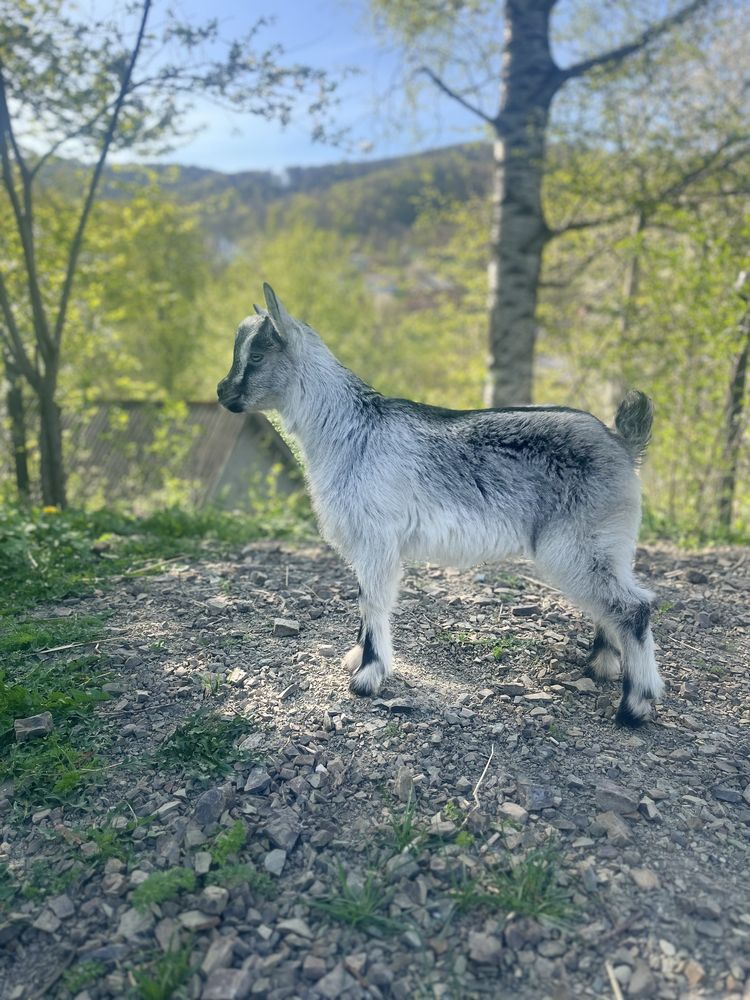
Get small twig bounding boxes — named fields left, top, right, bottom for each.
left=605, top=960, right=625, bottom=1000
left=33, top=635, right=133, bottom=655
left=471, top=743, right=495, bottom=813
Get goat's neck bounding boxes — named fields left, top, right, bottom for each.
left=278, top=354, right=367, bottom=468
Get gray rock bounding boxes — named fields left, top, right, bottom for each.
left=595, top=811, right=631, bottom=845
left=32, top=909, right=61, bottom=933
left=273, top=618, right=300, bottom=637
left=373, top=697, right=416, bottom=713
left=511, top=604, right=540, bottom=617
left=263, top=849, right=287, bottom=876
left=468, top=930, right=503, bottom=963
left=244, top=767, right=271, bottom=794
left=47, top=894, right=75, bottom=919
left=201, top=935, right=236, bottom=975
left=266, top=806, right=300, bottom=851
left=628, top=960, right=655, bottom=996
left=277, top=917, right=313, bottom=939
left=313, top=963, right=356, bottom=998
left=117, top=908, right=154, bottom=940
left=595, top=779, right=640, bottom=814
left=200, top=886, right=229, bottom=916
left=518, top=780, right=556, bottom=811
left=394, top=766, right=414, bottom=803
left=193, top=787, right=226, bottom=826
left=14, top=712, right=53, bottom=742
left=178, top=910, right=220, bottom=931
left=202, top=967, right=253, bottom=1000
left=302, top=955, right=327, bottom=980
left=712, top=786, right=742, bottom=804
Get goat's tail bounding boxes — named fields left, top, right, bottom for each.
left=615, top=390, right=653, bottom=463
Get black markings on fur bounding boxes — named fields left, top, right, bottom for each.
left=361, top=630, right=376, bottom=668
left=623, top=602, right=650, bottom=642
left=590, top=627, right=617, bottom=659
left=356, top=616, right=364, bottom=644
left=615, top=697, right=644, bottom=728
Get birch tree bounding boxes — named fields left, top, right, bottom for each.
left=0, top=0, right=339, bottom=507
left=373, top=0, right=715, bottom=406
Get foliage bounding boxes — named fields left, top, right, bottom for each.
left=155, top=710, right=254, bottom=777
left=210, top=862, right=274, bottom=897
left=131, top=943, right=194, bottom=1000
left=312, top=867, right=404, bottom=935
left=209, top=821, right=247, bottom=866
left=450, top=845, right=571, bottom=924
left=131, top=867, right=197, bottom=911
left=1, top=732, right=102, bottom=806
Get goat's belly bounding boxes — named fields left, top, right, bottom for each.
left=401, top=514, right=524, bottom=568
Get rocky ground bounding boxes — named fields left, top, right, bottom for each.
left=1, top=541, right=749, bottom=1000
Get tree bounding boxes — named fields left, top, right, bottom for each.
left=0, top=0, right=340, bottom=506
left=372, top=0, right=717, bottom=406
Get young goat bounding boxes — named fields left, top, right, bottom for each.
left=217, top=284, right=665, bottom=726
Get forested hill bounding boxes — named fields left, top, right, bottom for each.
left=47, top=142, right=492, bottom=246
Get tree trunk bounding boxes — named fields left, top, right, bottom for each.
left=38, top=382, right=67, bottom=508
left=3, top=350, right=31, bottom=502
left=717, top=292, right=750, bottom=532
left=484, top=0, right=559, bottom=407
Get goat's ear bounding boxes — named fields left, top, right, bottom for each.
left=253, top=304, right=263, bottom=315
left=263, top=283, right=295, bottom=342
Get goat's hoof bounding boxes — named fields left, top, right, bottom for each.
left=615, top=695, right=653, bottom=728
left=349, top=660, right=385, bottom=697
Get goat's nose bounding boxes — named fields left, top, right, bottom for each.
left=216, top=378, right=227, bottom=398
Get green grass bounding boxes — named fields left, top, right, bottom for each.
left=61, top=961, right=106, bottom=993
left=156, top=709, right=255, bottom=777
left=210, top=862, right=275, bottom=896
left=0, top=503, right=313, bottom=620
left=209, top=820, right=246, bottom=865
left=131, top=867, right=197, bottom=911
left=385, top=795, right=423, bottom=853
left=1, top=731, right=103, bottom=806
left=450, top=846, right=571, bottom=925
left=132, top=944, right=194, bottom=1000
left=490, top=636, right=534, bottom=661
left=312, top=867, right=403, bottom=935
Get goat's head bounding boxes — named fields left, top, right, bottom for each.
left=217, top=284, right=303, bottom=413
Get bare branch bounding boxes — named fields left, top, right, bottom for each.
left=561, top=0, right=713, bottom=82
left=53, top=0, right=152, bottom=351
left=418, top=65, right=498, bottom=127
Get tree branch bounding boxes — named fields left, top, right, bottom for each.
left=418, top=65, right=498, bottom=127
left=560, top=0, right=712, bottom=82
left=53, top=0, right=152, bottom=351
left=548, top=208, right=633, bottom=239
left=0, top=271, right=38, bottom=385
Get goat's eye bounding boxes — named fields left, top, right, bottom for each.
left=250, top=353, right=263, bottom=363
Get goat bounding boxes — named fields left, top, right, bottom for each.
left=217, top=284, right=664, bottom=726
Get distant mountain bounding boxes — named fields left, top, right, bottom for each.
left=43, top=142, right=493, bottom=248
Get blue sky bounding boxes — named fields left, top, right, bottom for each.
left=118, top=0, right=487, bottom=174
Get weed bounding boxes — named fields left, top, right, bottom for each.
left=156, top=710, right=254, bottom=777
left=450, top=846, right=571, bottom=924
left=385, top=795, right=423, bottom=853
left=454, top=830, right=475, bottom=849
left=210, top=820, right=247, bottom=865
left=20, top=858, right=81, bottom=901
left=131, top=867, right=197, bottom=911
left=312, top=867, right=403, bottom=935
left=378, top=720, right=400, bottom=740
left=1, top=733, right=102, bottom=806
left=61, top=961, right=106, bottom=993
left=211, top=862, right=274, bottom=897
left=199, top=672, right=222, bottom=697
left=491, top=636, right=533, bottom=661
left=132, top=943, right=193, bottom=1000
left=0, top=863, right=18, bottom=911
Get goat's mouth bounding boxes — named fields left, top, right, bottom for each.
left=218, top=396, right=245, bottom=413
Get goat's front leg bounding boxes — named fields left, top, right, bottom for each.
left=344, top=555, right=401, bottom=697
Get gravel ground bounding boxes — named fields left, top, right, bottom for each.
left=1, top=542, right=749, bottom=1000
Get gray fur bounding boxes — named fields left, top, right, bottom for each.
left=217, top=285, right=664, bottom=726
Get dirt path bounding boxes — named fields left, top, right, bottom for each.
left=1, top=542, right=749, bottom=999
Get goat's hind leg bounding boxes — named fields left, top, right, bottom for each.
left=586, top=623, right=621, bottom=681
left=346, top=556, right=401, bottom=697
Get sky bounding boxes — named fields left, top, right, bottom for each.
left=106, top=0, right=488, bottom=174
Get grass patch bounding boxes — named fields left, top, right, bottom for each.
left=61, top=961, right=106, bottom=993
left=156, top=710, right=254, bottom=777
left=385, top=795, right=423, bottom=854
left=1, top=732, right=103, bottom=806
left=209, top=820, right=246, bottom=865
left=210, top=862, right=274, bottom=896
left=132, top=943, right=194, bottom=1000
left=490, top=636, right=534, bottom=661
left=450, top=846, right=571, bottom=924
left=312, top=867, right=403, bottom=935
left=131, top=867, right=197, bottom=911
left=0, top=502, right=314, bottom=620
